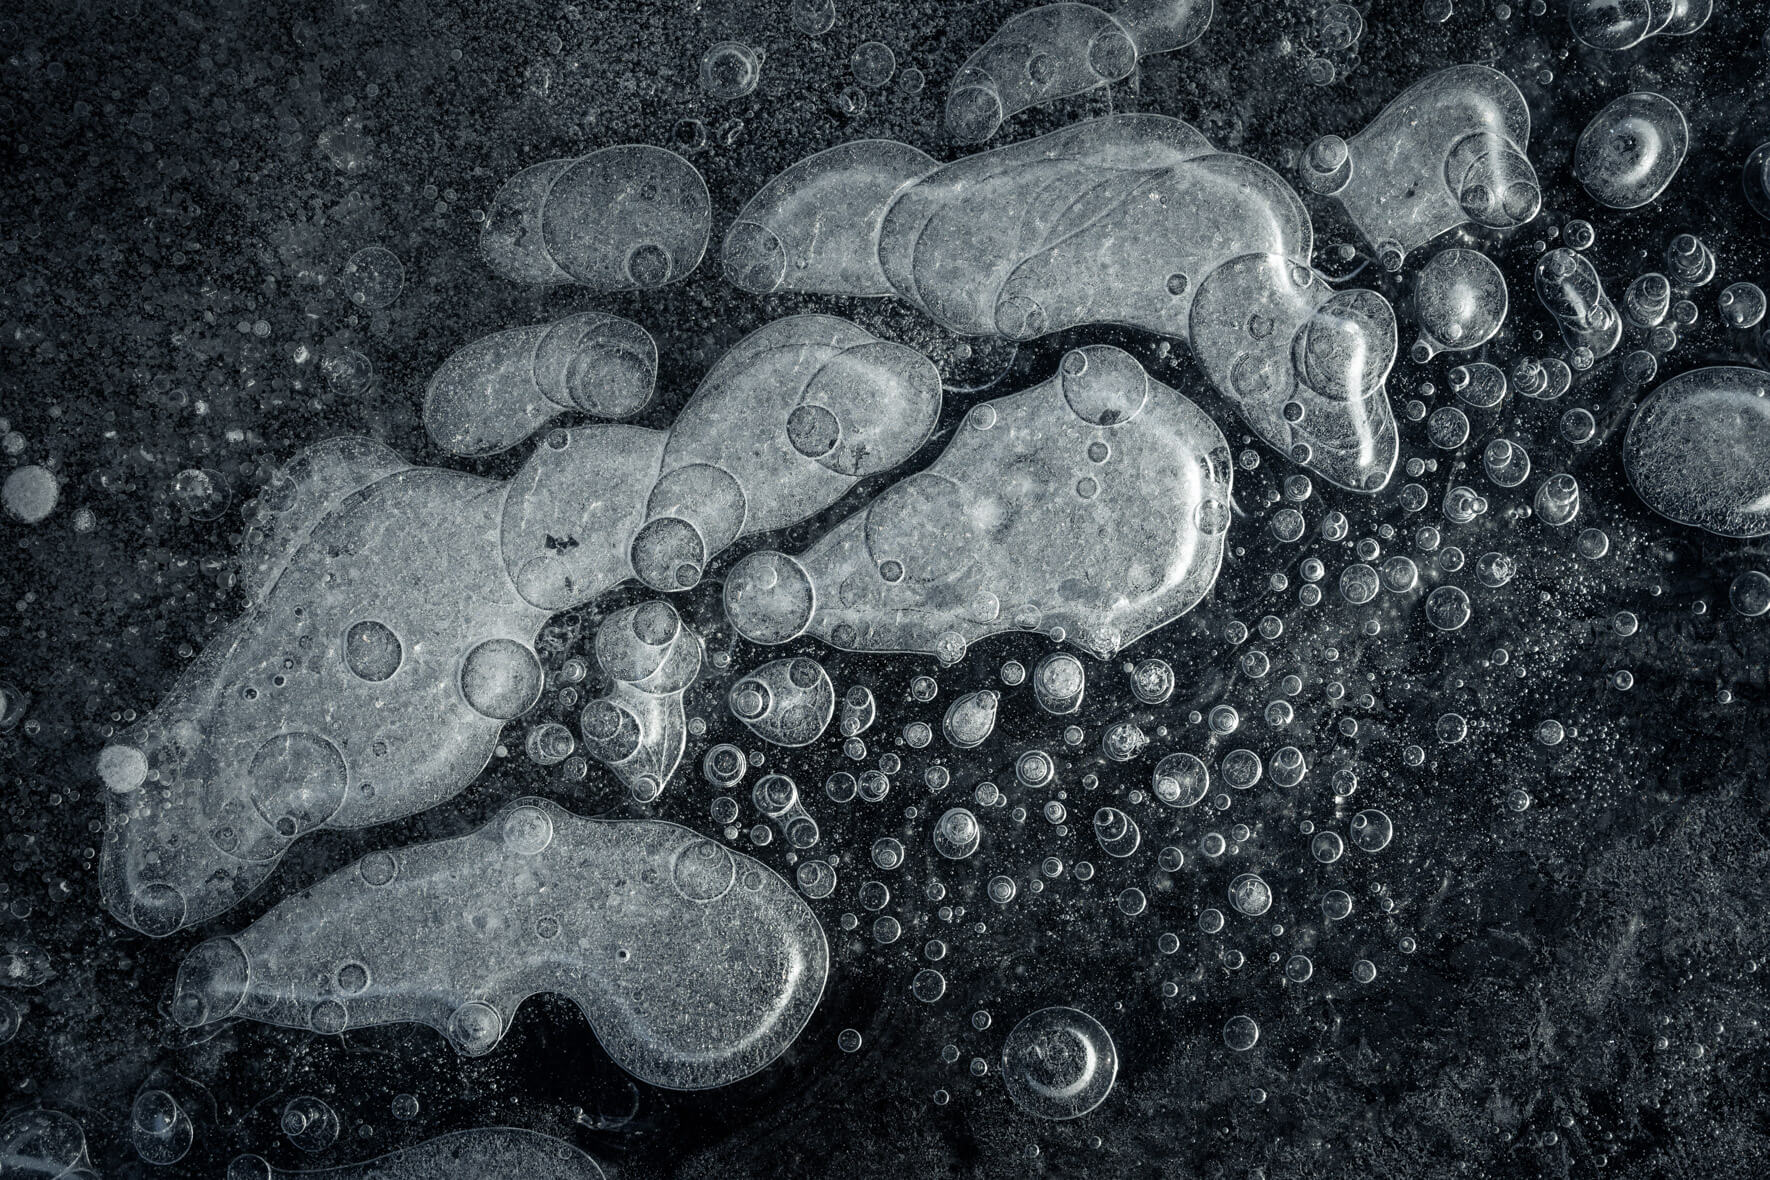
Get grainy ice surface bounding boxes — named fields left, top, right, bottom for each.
left=3, top=1, right=1770, bottom=1178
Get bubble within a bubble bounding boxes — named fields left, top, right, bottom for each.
left=1001, top=1007, right=1119, bottom=1120
left=700, top=42, right=761, bottom=99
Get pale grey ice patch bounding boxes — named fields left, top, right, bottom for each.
left=0, top=1110, right=95, bottom=1180
left=171, top=799, right=828, bottom=1091
left=480, top=145, right=710, bottom=291
left=943, top=2, right=1213, bottom=143
left=1624, top=366, right=1770, bottom=537
left=100, top=316, right=936, bottom=936
left=729, top=115, right=1400, bottom=491
left=1302, top=65, right=1540, bottom=271
left=722, top=345, right=1233, bottom=662
left=423, top=312, right=657, bottom=457
left=225, top=1127, right=606, bottom=1180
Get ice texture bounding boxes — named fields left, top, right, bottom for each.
left=171, top=799, right=828, bottom=1090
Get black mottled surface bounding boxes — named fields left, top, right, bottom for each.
left=3, top=0, right=1770, bottom=1177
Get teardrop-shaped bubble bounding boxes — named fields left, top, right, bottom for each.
left=1413, top=248, right=1507, bottom=361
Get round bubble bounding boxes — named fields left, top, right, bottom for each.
left=1350, top=809, right=1393, bottom=852
left=700, top=41, right=761, bottom=99
left=1424, top=585, right=1471, bottom=630
left=344, top=620, right=402, bottom=681
left=1152, top=752, right=1209, bottom=807
left=1729, top=570, right=1770, bottom=617
left=460, top=638, right=543, bottom=719
left=344, top=246, right=404, bottom=308
left=1001, top=1007, right=1118, bottom=1119
left=1412, top=248, right=1507, bottom=361
left=1228, top=873, right=1273, bottom=916
left=1625, top=367, right=1770, bottom=537
left=1223, top=1014, right=1260, bottom=1051
left=2, top=465, right=58, bottom=524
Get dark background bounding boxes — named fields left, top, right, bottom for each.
left=3, top=0, right=1769, bottom=1176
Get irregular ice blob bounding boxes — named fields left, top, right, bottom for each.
left=1568, top=0, right=1711, bottom=50
left=424, top=312, right=657, bottom=457
left=1001, top=1006, right=1118, bottom=1119
left=1412, top=248, right=1508, bottom=362
left=753, top=774, right=821, bottom=851
left=731, top=115, right=1400, bottom=491
left=943, top=690, right=999, bottom=748
left=612, top=315, right=942, bottom=596
left=1624, top=367, right=1770, bottom=537
left=225, top=1128, right=606, bottom=1180
left=729, top=658, right=834, bottom=747
left=1573, top=92, right=1687, bottom=210
left=722, top=346, right=1233, bottom=660
left=172, top=799, right=827, bottom=1090
left=131, top=1090, right=193, bottom=1165
left=579, top=601, right=702, bottom=802
left=481, top=146, right=710, bottom=290
left=1302, top=65, right=1540, bottom=270
left=2, top=464, right=59, bottom=523
left=103, top=317, right=932, bottom=936
left=944, top=2, right=1212, bottom=143
left=1535, top=249, right=1622, bottom=359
